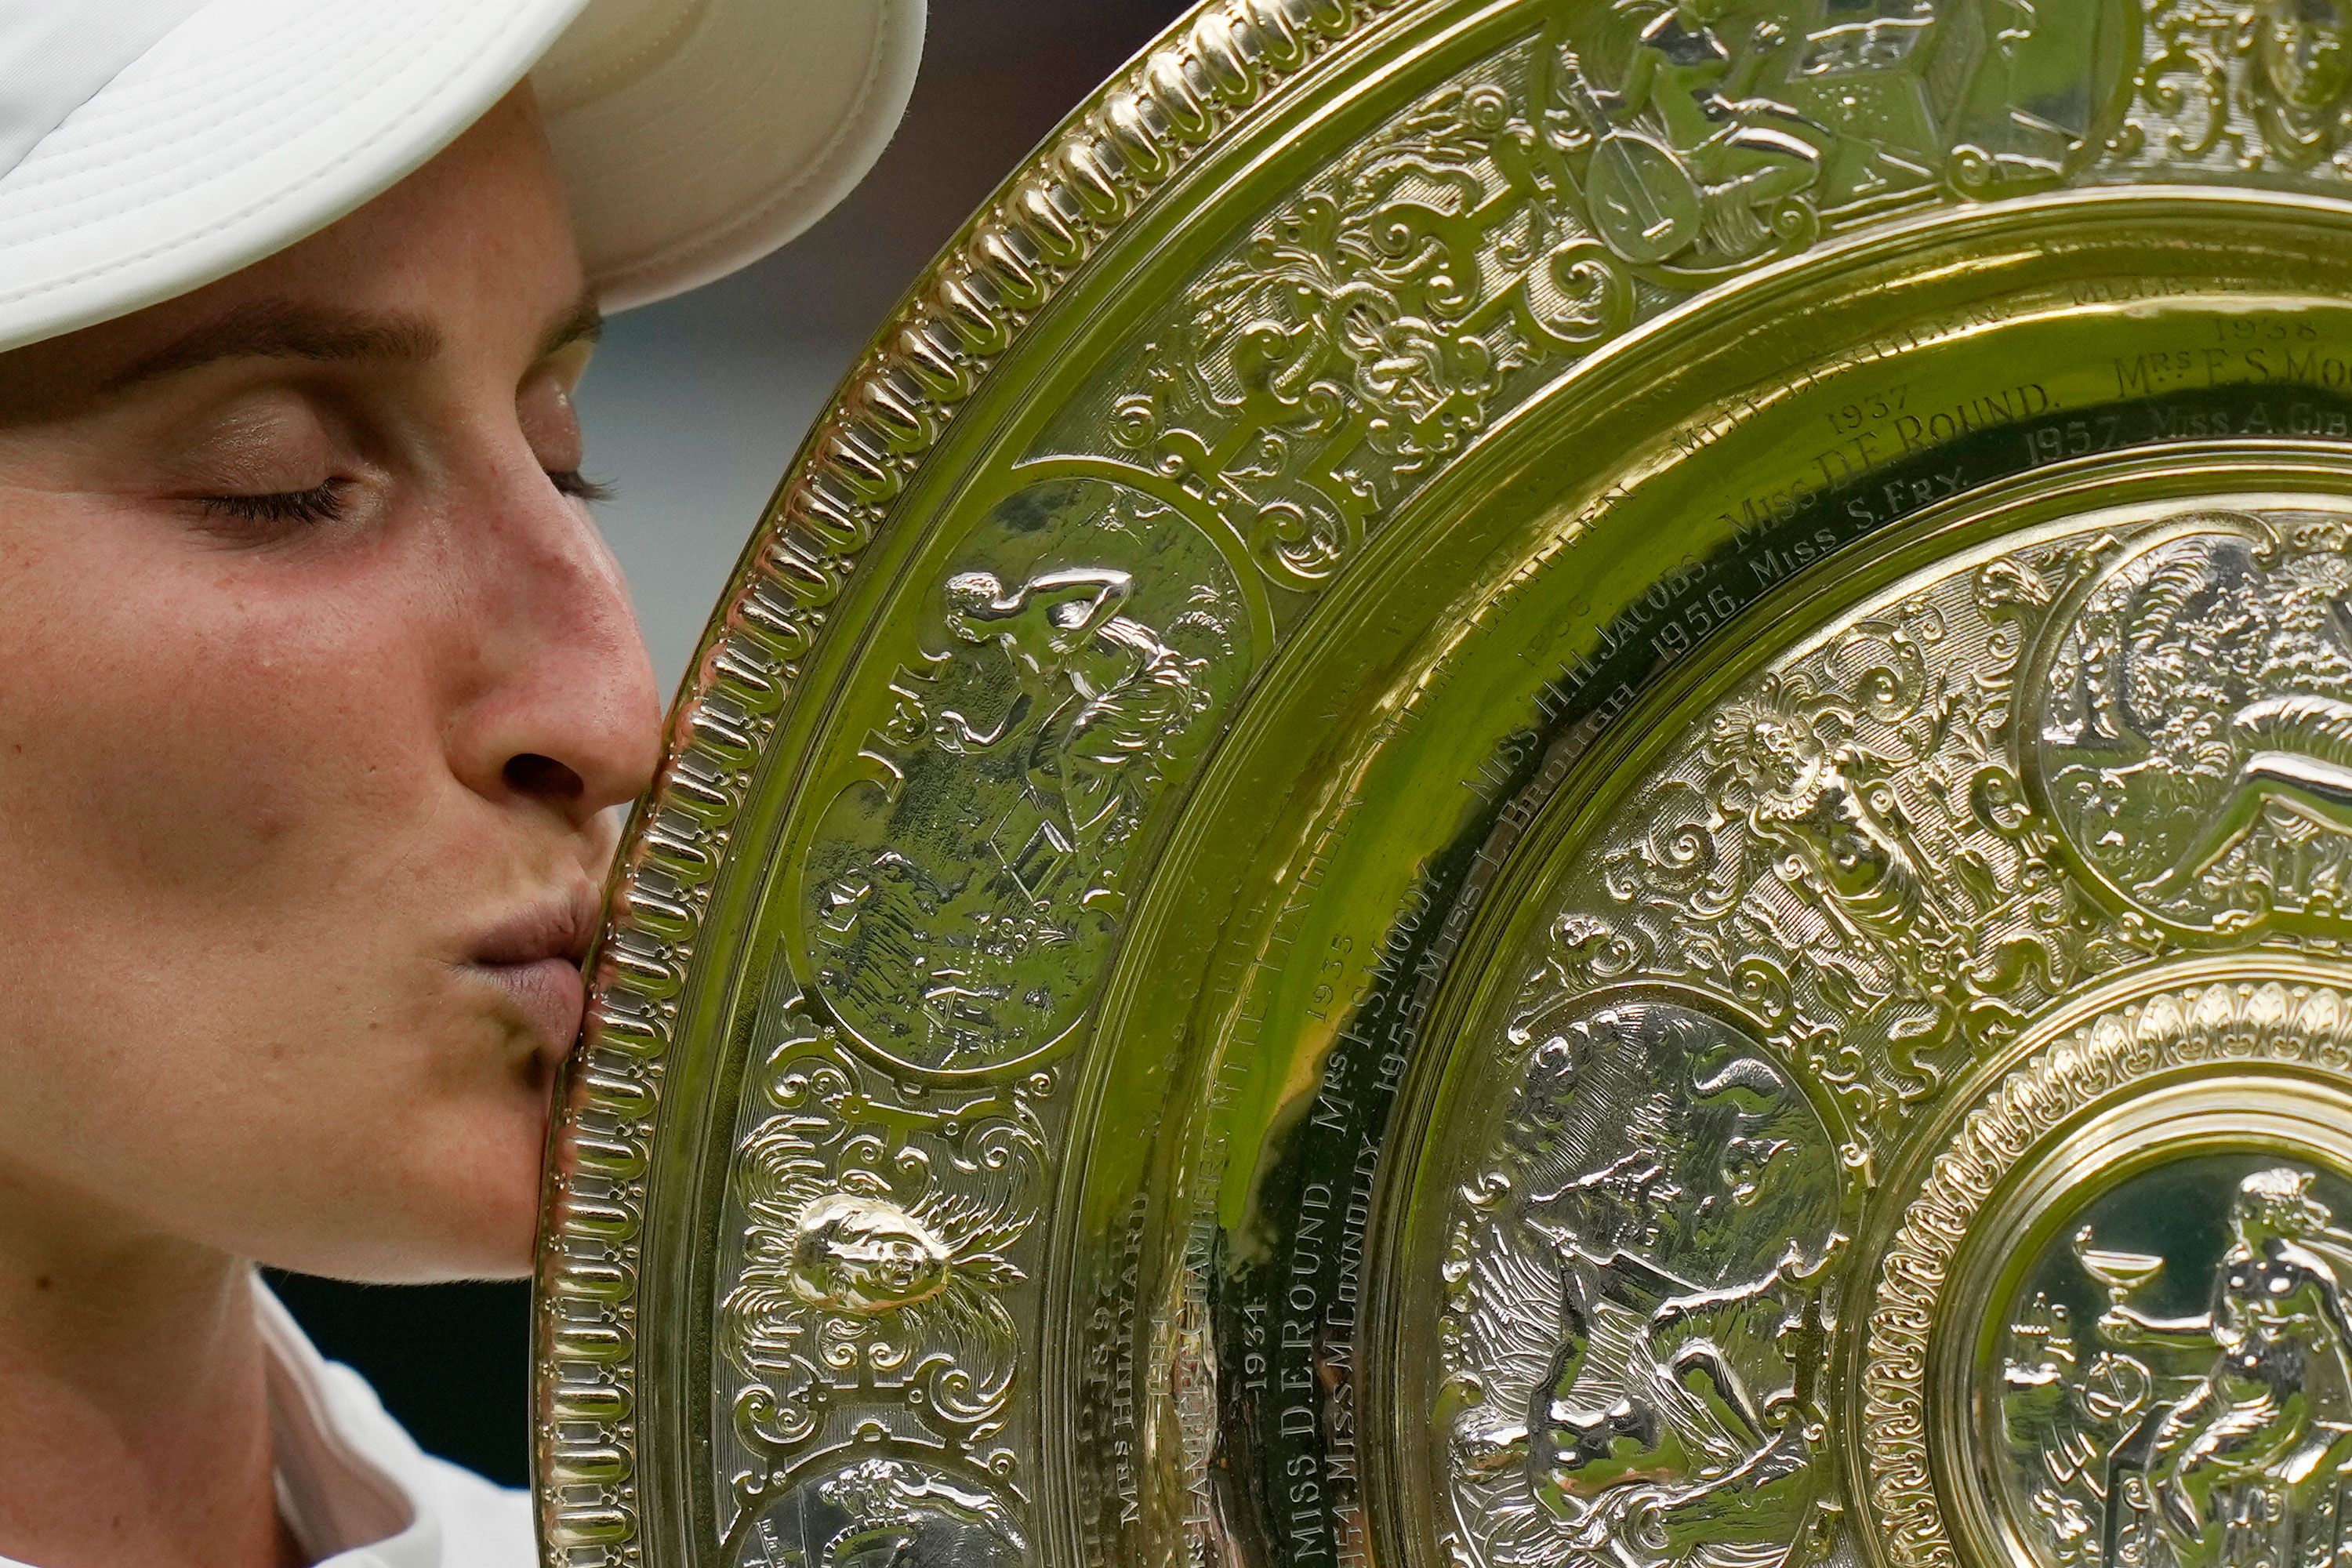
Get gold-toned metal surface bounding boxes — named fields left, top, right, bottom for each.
left=532, top=5, right=2352, bottom=1568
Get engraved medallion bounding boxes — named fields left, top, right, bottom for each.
left=532, top=5, right=2352, bottom=1568
left=2028, top=518, right=2352, bottom=937
left=1439, top=987, right=1843, bottom=1568
left=1984, top=1151, right=2352, bottom=1568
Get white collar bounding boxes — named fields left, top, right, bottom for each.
left=0, top=1277, right=532, bottom=1568
left=255, top=1279, right=425, bottom=1563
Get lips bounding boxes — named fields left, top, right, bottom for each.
left=465, top=887, right=600, bottom=1061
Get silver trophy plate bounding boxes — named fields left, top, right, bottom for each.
left=534, top=5, right=2352, bottom=1568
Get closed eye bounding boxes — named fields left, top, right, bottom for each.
left=549, top=468, right=613, bottom=504
left=195, top=479, right=353, bottom=532
left=194, top=468, right=608, bottom=538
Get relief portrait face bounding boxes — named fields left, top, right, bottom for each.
left=0, top=90, right=662, bottom=1283
left=789, top=1193, right=952, bottom=1313
left=2259, top=0, right=2352, bottom=111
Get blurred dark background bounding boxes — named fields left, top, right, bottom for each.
left=273, top=0, right=1189, bottom=1488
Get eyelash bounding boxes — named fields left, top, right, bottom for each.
left=198, top=478, right=352, bottom=528
left=195, top=468, right=612, bottom=528
left=550, top=468, right=614, bottom=504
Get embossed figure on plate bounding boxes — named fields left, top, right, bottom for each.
left=1508, top=547, right=2141, bottom=1155
left=1427, top=499, right=2352, bottom=1568
left=1567, top=1, right=1822, bottom=264
left=537, top=0, right=2352, bottom=1556
left=1550, top=0, right=2134, bottom=263
left=2031, top=513, right=2352, bottom=936
left=800, top=476, right=1249, bottom=1071
left=1052, top=0, right=2140, bottom=611
left=1441, top=992, right=1843, bottom=1568
left=712, top=1047, right=1044, bottom=1540
left=1993, top=1156, right=2352, bottom=1568
left=726, top=1455, right=1028, bottom=1568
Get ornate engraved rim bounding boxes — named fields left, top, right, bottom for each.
left=533, top=0, right=2352, bottom=1559
left=532, top=2, right=1413, bottom=1561
left=1859, top=968, right=2352, bottom=1568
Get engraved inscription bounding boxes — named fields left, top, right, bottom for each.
left=2031, top=513, right=2352, bottom=936
left=539, top=0, right=2352, bottom=1557
left=1427, top=500, right=2352, bottom=1568
left=1043, top=0, right=2139, bottom=601
left=1440, top=992, right=1843, bottom=1568
left=1513, top=539, right=2139, bottom=1169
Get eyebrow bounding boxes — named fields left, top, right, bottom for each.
left=536, top=289, right=604, bottom=362
left=103, top=300, right=444, bottom=390
left=100, top=285, right=603, bottom=392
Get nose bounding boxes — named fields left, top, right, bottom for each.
left=443, top=459, right=664, bottom=829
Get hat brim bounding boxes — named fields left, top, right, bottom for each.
left=543, top=0, right=923, bottom=310
left=0, top=0, right=922, bottom=354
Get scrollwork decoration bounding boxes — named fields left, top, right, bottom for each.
left=718, top=1044, right=1044, bottom=1468
left=1862, top=979, right=2352, bottom=1568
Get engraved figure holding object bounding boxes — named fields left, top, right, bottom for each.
left=1600, top=0, right=1820, bottom=260
left=1443, top=996, right=1842, bottom=1568
left=936, top=564, right=1207, bottom=854
left=2094, top=1168, right=2352, bottom=1568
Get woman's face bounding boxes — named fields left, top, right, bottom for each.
left=0, top=92, right=661, bottom=1281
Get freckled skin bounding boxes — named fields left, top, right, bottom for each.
left=0, top=92, right=662, bottom=1283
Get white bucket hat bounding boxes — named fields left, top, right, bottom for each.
left=0, top=0, right=924, bottom=354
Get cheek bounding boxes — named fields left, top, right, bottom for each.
left=0, top=495, right=546, bottom=1269
left=0, top=508, right=436, bottom=911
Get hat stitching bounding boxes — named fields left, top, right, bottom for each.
left=0, top=2, right=561, bottom=310
left=0, top=61, right=445, bottom=245
left=1, top=52, right=434, bottom=229
left=0, top=2, right=441, bottom=206
left=0, top=0, right=910, bottom=340
left=0, top=9, right=352, bottom=200
left=540, top=0, right=710, bottom=110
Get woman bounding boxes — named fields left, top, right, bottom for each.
left=0, top=3, right=920, bottom=1566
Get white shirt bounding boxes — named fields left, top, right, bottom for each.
left=1, top=1279, right=535, bottom=1568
